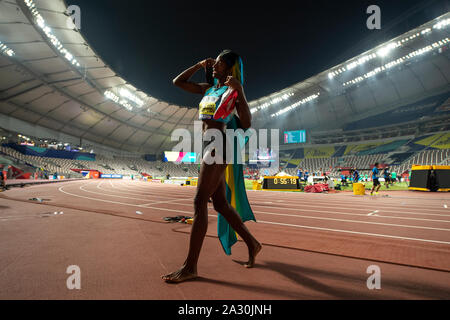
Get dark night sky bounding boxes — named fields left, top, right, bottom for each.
left=68, top=0, right=449, bottom=107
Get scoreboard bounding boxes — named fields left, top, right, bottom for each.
left=263, top=176, right=301, bottom=190
left=284, top=130, right=306, bottom=144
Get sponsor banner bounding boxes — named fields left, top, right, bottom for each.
left=3, top=143, right=96, bottom=161
left=163, top=179, right=186, bottom=185
left=100, top=174, right=123, bottom=179
left=151, top=179, right=162, bottom=182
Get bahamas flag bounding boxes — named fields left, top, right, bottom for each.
left=217, top=115, right=256, bottom=255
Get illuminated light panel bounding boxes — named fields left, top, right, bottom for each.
left=250, top=92, right=294, bottom=113
left=0, top=41, right=15, bottom=57
left=343, top=38, right=450, bottom=87
left=104, top=90, right=119, bottom=103
left=346, top=53, right=377, bottom=71
left=328, top=21, right=442, bottom=81
left=270, top=92, right=320, bottom=117
left=328, top=67, right=346, bottom=79
left=377, top=42, right=399, bottom=57
left=433, top=18, right=450, bottom=29
left=119, top=88, right=144, bottom=107
left=23, top=0, right=81, bottom=67
left=104, top=90, right=133, bottom=111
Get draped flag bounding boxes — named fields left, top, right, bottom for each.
left=217, top=115, right=256, bottom=255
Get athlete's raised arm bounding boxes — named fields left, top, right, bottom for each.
left=172, top=58, right=215, bottom=95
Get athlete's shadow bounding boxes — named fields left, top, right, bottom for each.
left=195, top=276, right=308, bottom=299
left=196, top=259, right=382, bottom=299
left=231, top=259, right=450, bottom=299
left=255, top=260, right=381, bottom=299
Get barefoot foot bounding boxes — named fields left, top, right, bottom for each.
left=244, top=241, right=262, bottom=268
left=162, top=267, right=198, bottom=283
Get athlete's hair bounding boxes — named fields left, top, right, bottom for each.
left=374, top=162, right=379, bottom=166
left=218, top=49, right=244, bottom=85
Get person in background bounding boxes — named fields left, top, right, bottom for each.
left=370, top=163, right=381, bottom=196
left=391, top=171, right=397, bottom=184
left=341, top=173, right=348, bottom=186
left=0, top=165, right=6, bottom=191
left=353, top=167, right=360, bottom=183
left=383, top=166, right=391, bottom=189
left=297, top=168, right=303, bottom=181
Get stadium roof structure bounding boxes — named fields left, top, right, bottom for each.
left=0, top=0, right=449, bottom=154
left=0, top=0, right=199, bottom=153
left=252, top=12, right=450, bottom=132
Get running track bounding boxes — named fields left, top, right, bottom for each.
left=0, top=179, right=449, bottom=299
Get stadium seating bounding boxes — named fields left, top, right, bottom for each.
left=344, top=92, right=450, bottom=131
left=278, top=130, right=449, bottom=180
left=2, top=127, right=449, bottom=182
left=332, top=146, right=346, bottom=158
left=394, top=148, right=450, bottom=174
left=389, top=152, right=414, bottom=165
left=357, top=140, right=409, bottom=155
left=430, top=132, right=450, bottom=149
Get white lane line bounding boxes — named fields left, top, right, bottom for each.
left=251, top=194, right=450, bottom=212
left=205, top=214, right=450, bottom=245
left=251, top=209, right=450, bottom=224
left=139, top=198, right=193, bottom=206
left=96, top=181, right=193, bottom=204
left=109, top=180, right=450, bottom=215
left=256, top=220, right=450, bottom=245
left=87, top=182, right=450, bottom=225
left=97, top=181, right=181, bottom=202
left=248, top=209, right=450, bottom=232
left=58, top=184, right=450, bottom=245
left=246, top=192, right=450, bottom=212
left=58, top=184, right=184, bottom=211
left=110, top=181, right=152, bottom=192
left=78, top=183, right=154, bottom=202
left=249, top=203, right=450, bottom=217
left=59, top=184, right=146, bottom=208
left=148, top=197, right=450, bottom=223
left=96, top=182, right=450, bottom=218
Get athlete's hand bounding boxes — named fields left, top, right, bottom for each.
left=224, top=76, right=242, bottom=91
left=198, top=58, right=215, bottom=69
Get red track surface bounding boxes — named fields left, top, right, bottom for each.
left=0, top=179, right=449, bottom=299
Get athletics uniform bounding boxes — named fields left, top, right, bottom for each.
left=199, top=85, right=237, bottom=164
left=353, top=170, right=360, bottom=182
left=391, top=171, right=397, bottom=182
left=372, top=167, right=380, bottom=187
left=383, top=168, right=390, bottom=183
